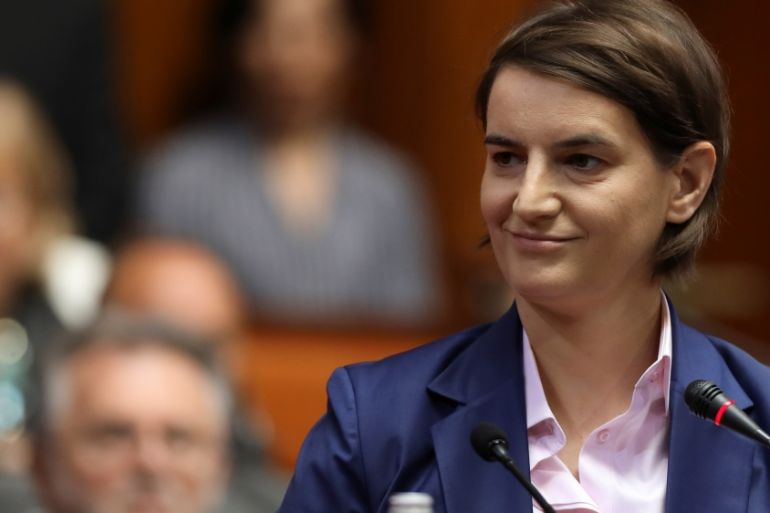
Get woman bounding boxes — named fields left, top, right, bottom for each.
left=278, top=1, right=770, bottom=512
left=136, top=0, right=439, bottom=327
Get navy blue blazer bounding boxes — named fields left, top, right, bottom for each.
left=278, top=304, right=770, bottom=512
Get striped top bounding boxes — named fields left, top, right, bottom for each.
left=135, top=118, right=439, bottom=326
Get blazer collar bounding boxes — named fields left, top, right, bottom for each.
left=428, top=304, right=533, bottom=513
left=428, top=304, right=522, bottom=405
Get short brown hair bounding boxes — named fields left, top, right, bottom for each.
left=476, top=0, right=730, bottom=279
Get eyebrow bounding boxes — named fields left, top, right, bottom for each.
left=554, top=134, right=617, bottom=149
left=483, top=134, right=520, bottom=147
left=484, top=133, right=618, bottom=149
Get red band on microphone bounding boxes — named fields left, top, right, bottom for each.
left=715, top=399, right=735, bottom=426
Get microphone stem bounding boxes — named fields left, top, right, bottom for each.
left=755, top=429, right=770, bottom=449
left=491, top=445, right=556, bottom=513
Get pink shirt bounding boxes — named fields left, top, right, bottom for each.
left=523, top=297, right=672, bottom=513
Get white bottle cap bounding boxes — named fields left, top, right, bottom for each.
left=388, top=492, right=434, bottom=509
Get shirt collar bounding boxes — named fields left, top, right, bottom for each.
left=523, top=291, right=674, bottom=432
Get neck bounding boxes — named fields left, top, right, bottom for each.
left=518, top=282, right=664, bottom=437
left=260, top=125, right=338, bottom=238
left=263, top=126, right=336, bottom=173
left=261, top=113, right=338, bottom=145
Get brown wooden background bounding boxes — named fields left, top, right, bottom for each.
left=113, top=0, right=770, bottom=469
left=114, top=0, right=770, bottom=346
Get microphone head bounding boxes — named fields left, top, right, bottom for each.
left=685, top=379, right=728, bottom=420
left=684, top=378, right=770, bottom=448
left=470, top=422, right=509, bottom=461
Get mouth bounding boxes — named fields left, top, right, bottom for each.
left=508, top=231, right=578, bottom=252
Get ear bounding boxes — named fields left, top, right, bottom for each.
left=666, top=141, right=717, bottom=224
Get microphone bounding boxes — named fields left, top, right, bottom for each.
left=684, top=379, right=770, bottom=448
left=470, top=422, right=556, bottom=513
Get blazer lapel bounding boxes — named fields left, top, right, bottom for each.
left=428, top=306, right=534, bottom=513
left=665, top=307, right=756, bottom=513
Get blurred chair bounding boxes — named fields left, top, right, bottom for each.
left=232, top=326, right=437, bottom=470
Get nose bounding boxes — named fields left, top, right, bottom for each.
left=512, top=156, right=562, bottom=222
left=133, top=433, right=172, bottom=475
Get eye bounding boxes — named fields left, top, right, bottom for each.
left=565, top=153, right=603, bottom=171
left=491, top=151, right=524, bottom=168
left=88, top=424, right=134, bottom=449
left=166, top=427, right=201, bottom=452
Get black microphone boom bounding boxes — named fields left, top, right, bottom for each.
left=470, top=422, right=556, bottom=513
left=684, top=379, right=770, bottom=448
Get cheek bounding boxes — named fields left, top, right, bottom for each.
left=480, top=172, right=515, bottom=228
left=189, top=453, right=228, bottom=488
left=174, top=451, right=229, bottom=510
left=53, top=446, right=128, bottom=499
left=625, top=180, right=671, bottom=228
left=591, top=185, right=669, bottom=260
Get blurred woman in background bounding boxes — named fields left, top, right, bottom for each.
left=136, top=0, right=440, bottom=327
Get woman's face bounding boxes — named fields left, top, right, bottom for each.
left=480, top=66, right=680, bottom=309
left=239, top=0, right=355, bottom=130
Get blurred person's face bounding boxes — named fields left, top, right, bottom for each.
left=36, top=345, right=229, bottom=513
left=239, top=0, right=356, bottom=131
left=0, top=150, right=39, bottom=310
left=106, top=243, right=245, bottom=344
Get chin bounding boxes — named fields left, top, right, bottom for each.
left=505, top=269, right=585, bottom=307
left=125, top=493, right=175, bottom=513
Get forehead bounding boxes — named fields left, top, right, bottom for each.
left=257, top=0, right=345, bottom=25
left=109, top=251, right=243, bottom=339
left=486, top=65, right=645, bottom=147
left=57, top=345, right=226, bottom=432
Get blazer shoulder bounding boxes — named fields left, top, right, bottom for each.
left=343, top=323, right=491, bottom=400
left=707, top=334, right=770, bottom=404
left=680, top=320, right=770, bottom=421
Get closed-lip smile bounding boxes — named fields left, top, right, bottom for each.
left=510, top=231, right=577, bottom=242
left=508, top=230, right=578, bottom=252
left=510, top=231, right=576, bottom=242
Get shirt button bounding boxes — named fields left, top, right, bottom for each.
left=597, top=429, right=610, bottom=443
left=650, top=369, right=662, bottom=383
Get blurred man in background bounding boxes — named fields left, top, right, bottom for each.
left=29, top=313, right=231, bottom=513
left=103, top=238, right=286, bottom=513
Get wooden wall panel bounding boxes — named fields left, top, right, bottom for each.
left=114, top=0, right=213, bottom=146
